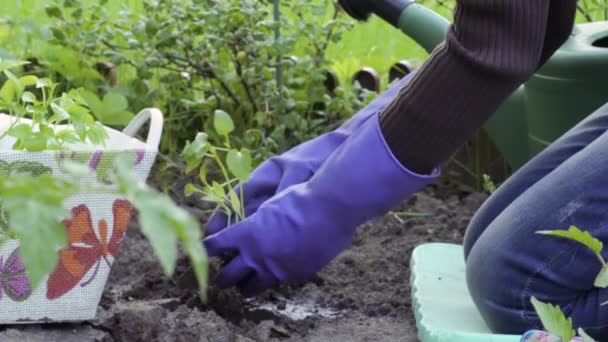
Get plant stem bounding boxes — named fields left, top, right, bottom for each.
left=210, top=148, right=230, bottom=185
left=273, top=0, right=283, bottom=116
left=597, top=253, right=607, bottom=268
left=239, top=182, right=245, bottom=221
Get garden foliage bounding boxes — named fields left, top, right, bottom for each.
left=38, top=0, right=371, bottom=161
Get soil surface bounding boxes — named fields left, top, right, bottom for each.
left=0, top=179, right=487, bottom=342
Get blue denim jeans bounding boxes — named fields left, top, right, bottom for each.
left=464, top=102, right=608, bottom=339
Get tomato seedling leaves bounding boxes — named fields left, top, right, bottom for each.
left=595, top=265, right=608, bottom=288
left=537, top=226, right=603, bottom=255
left=530, top=297, right=575, bottom=342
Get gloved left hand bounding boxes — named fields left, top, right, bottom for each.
left=203, top=113, right=439, bottom=296
left=205, top=70, right=419, bottom=235
left=520, top=330, right=588, bottom=342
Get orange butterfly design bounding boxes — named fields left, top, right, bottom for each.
left=46, top=199, right=134, bottom=300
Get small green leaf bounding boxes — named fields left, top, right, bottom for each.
left=19, top=76, right=38, bottom=87
left=202, top=194, right=225, bottom=203
left=51, top=103, right=71, bottom=121
left=184, top=183, right=203, bottom=197
left=102, top=110, right=134, bottom=126
left=530, top=297, right=576, bottom=342
left=8, top=124, right=33, bottom=140
left=537, top=226, right=603, bottom=255
left=36, top=78, right=53, bottom=89
left=80, top=89, right=104, bottom=116
left=0, top=79, right=16, bottom=102
left=4, top=70, right=23, bottom=98
left=228, top=188, right=241, bottom=216
left=181, top=133, right=209, bottom=173
left=595, top=265, right=608, bottom=288
left=211, top=181, right=226, bottom=199
left=198, top=160, right=208, bottom=186
left=226, top=149, right=252, bottom=181
left=21, top=91, right=36, bottom=103
left=213, top=110, right=234, bottom=136
left=0, top=59, right=28, bottom=73
left=102, top=92, right=128, bottom=114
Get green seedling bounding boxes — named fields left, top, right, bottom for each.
left=183, top=110, right=253, bottom=227
left=0, top=60, right=108, bottom=151
left=482, top=174, right=497, bottom=194
left=531, top=226, right=607, bottom=341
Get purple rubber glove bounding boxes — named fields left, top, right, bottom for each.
left=520, top=330, right=588, bottom=342
left=203, top=113, right=439, bottom=296
left=206, top=70, right=419, bottom=235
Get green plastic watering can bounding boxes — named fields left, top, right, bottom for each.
left=339, top=0, right=608, bottom=170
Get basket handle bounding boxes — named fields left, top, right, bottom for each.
left=122, top=108, right=164, bottom=149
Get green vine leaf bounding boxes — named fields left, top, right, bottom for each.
left=213, top=109, right=234, bottom=136
left=226, top=149, right=252, bottom=181
left=182, top=132, right=209, bottom=174
left=530, top=297, right=575, bottom=342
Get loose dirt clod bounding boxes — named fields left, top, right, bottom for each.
left=0, top=183, right=487, bottom=342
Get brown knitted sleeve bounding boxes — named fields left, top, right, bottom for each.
left=379, top=0, right=577, bottom=174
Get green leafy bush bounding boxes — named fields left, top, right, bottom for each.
left=42, top=0, right=367, bottom=161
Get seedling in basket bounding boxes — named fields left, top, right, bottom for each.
left=183, top=110, right=253, bottom=226
left=0, top=59, right=208, bottom=303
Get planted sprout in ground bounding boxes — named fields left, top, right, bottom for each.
left=183, top=109, right=253, bottom=226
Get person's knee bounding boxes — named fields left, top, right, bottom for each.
left=462, top=216, right=483, bottom=260
left=465, top=243, right=538, bottom=334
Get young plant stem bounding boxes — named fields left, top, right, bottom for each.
left=210, top=149, right=230, bottom=184
left=597, top=253, right=606, bottom=268
left=239, top=182, right=245, bottom=220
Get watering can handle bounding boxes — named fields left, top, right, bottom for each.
left=123, top=108, right=164, bottom=150
left=339, top=0, right=450, bottom=54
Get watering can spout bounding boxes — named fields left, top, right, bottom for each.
left=338, top=0, right=450, bottom=53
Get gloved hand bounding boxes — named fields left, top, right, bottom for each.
left=520, top=330, right=588, bottom=342
left=203, top=113, right=439, bottom=296
left=206, top=70, right=419, bottom=235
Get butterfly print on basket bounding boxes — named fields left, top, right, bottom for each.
left=0, top=247, right=32, bottom=302
left=46, top=199, right=134, bottom=300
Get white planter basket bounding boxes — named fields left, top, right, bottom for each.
left=0, top=108, right=163, bottom=323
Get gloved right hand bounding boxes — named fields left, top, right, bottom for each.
left=203, top=113, right=439, bottom=296
left=206, top=69, right=419, bottom=235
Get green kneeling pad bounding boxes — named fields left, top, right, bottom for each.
left=410, top=243, right=522, bottom=342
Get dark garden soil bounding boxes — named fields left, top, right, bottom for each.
left=0, top=176, right=487, bottom=342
